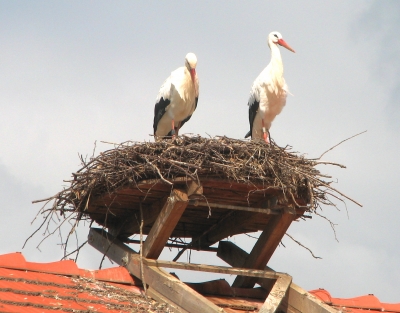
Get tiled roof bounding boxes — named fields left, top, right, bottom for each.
left=1, top=252, right=398, bottom=313
left=310, top=289, right=400, bottom=313
left=0, top=252, right=170, bottom=313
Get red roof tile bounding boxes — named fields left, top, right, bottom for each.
left=0, top=252, right=169, bottom=313
left=310, top=289, right=400, bottom=313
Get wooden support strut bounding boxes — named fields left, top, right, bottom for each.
left=217, top=241, right=339, bottom=313
left=88, top=228, right=224, bottom=313
left=143, top=189, right=188, bottom=259
left=143, top=259, right=279, bottom=280
left=232, top=212, right=295, bottom=288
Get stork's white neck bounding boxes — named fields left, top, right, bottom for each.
left=269, top=43, right=283, bottom=72
left=267, top=43, right=285, bottom=93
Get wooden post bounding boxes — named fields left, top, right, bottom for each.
left=88, top=228, right=224, bottom=313
left=143, top=189, right=188, bottom=259
left=217, top=241, right=338, bottom=313
left=199, top=197, right=280, bottom=247
left=232, top=213, right=294, bottom=288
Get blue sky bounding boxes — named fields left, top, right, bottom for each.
left=0, top=1, right=399, bottom=303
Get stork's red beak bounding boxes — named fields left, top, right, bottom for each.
left=277, top=39, right=295, bottom=53
left=190, top=68, right=197, bottom=94
left=190, top=68, right=196, bottom=83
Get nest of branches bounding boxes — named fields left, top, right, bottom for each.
left=28, top=135, right=360, bottom=258
left=40, top=135, right=359, bottom=214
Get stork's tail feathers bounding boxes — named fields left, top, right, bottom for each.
left=244, top=130, right=251, bottom=139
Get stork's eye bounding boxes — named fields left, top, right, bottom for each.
left=273, top=34, right=278, bottom=38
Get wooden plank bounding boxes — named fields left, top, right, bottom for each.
left=127, top=239, right=219, bottom=252
left=198, top=198, right=280, bottom=248
left=88, top=228, right=224, bottom=313
left=280, top=282, right=339, bottom=313
left=217, top=241, right=290, bottom=312
left=144, top=259, right=278, bottom=279
left=118, top=198, right=167, bottom=237
left=186, top=180, right=203, bottom=197
left=186, top=279, right=267, bottom=299
left=143, top=189, right=189, bottom=259
left=232, top=213, right=294, bottom=288
left=217, top=241, right=338, bottom=313
left=200, top=211, right=265, bottom=247
left=146, top=287, right=190, bottom=313
left=189, top=200, right=283, bottom=214
left=259, top=272, right=292, bottom=313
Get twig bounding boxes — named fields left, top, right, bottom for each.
left=285, top=233, right=322, bottom=259
left=61, top=240, right=88, bottom=261
left=315, top=211, right=339, bottom=242
left=319, top=130, right=367, bottom=159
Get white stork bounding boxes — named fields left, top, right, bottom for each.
left=153, top=53, right=199, bottom=140
left=245, top=32, right=295, bottom=143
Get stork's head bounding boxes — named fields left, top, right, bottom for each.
left=185, top=52, right=197, bottom=85
left=268, top=32, right=295, bottom=53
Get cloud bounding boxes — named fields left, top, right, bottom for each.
left=356, top=1, right=400, bottom=129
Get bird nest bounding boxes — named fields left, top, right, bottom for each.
left=28, top=136, right=359, bottom=256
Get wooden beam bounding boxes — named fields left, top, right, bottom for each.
left=217, top=241, right=291, bottom=312
left=217, top=241, right=275, bottom=292
left=143, top=189, right=188, bottom=259
left=198, top=197, right=280, bottom=248
left=186, top=279, right=268, bottom=299
left=126, top=239, right=218, bottom=252
left=232, top=213, right=294, bottom=288
left=199, top=211, right=262, bottom=247
left=143, top=259, right=278, bottom=280
left=146, top=287, right=190, bottom=313
left=189, top=200, right=282, bottom=214
left=217, top=241, right=338, bottom=313
left=186, top=180, right=203, bottom=197
left=88, top=228, right=224, bottom=313
left=259, top=273, right=292, bottom=313
left=108, top=198, right=168, bottom=238
left=280, top=282, right=340, bottom=313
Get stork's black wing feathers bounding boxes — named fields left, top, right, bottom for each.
left=177, top=96, right=199, bottom=131
left=245, top=99, right=259, bottom=138
left=153, top=97, right=170, bottom=135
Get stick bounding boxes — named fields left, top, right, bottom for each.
left=139, top=202, right=147, bottom=296
left=319, top=130, right=367, bottom=159
left=285, top=233, right=322, bottom=259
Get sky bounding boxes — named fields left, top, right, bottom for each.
left=0, top=0, right=399, bottom=303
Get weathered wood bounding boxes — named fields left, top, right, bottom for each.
left=201, top=211, right=264, bottom=247
left=87, top=177, right=306, bottom=243
left=217, top=241, right=291, bottom=312
left=88, top=228, right=224, bottom=313
left=144, top=259, right=278, bottom=280
left=198, top=198, right=280, bottom=248
left=189, top=200, right=282, bottom=214
left=217, top=241, right=338, bottom=313
left=217, top=241, right=275, bottom=292
left=126, top=239, right=218, bottom=252
left=280, top=282, right=339, bottom=313
left=121, top=203, right=162, bottom=236
left=259, top=272, right=292, bottom=313
left=232, top=213, right=294, bottom=288
left=186, top=279, right=267, bottom=299
left=186, top=180, right=203, bottom=197
left=143, top=189, right=189, bottom=259
left=146, top=287, right=190, bottom=313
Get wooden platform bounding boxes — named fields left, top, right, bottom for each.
left=87, top=177, right=306, bottom=241
left=87, top=177, right=336, bottom=312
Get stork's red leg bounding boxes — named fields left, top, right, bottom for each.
left=262, top=119, right=269, bottom=144
left=171, top=120, right=176, bottom=139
